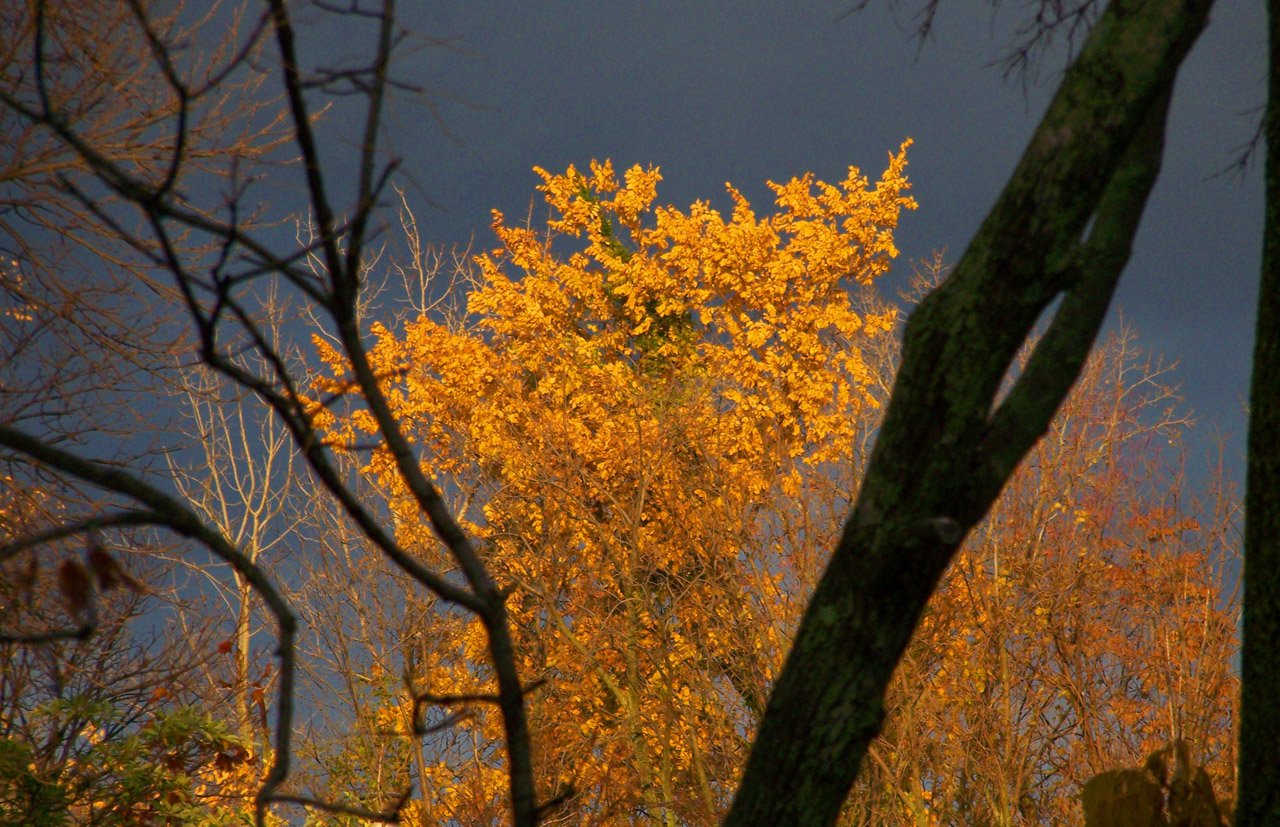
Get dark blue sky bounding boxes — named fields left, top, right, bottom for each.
left=337, top=1, right=1265, bottom=491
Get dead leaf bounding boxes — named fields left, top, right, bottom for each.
left=86, top=540, right=118, bottom=591
left=57, top=559, right=92, bottom=619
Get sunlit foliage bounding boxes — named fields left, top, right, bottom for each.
left=313, top=148, right=914, bottom=823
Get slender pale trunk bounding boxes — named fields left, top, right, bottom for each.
left=236, top=572, right=253, bottom=746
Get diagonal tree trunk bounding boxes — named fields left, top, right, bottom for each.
left=723, top=2, right=1214, bottom=824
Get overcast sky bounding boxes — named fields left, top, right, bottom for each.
left=337, top=1, right=1266, bottom=493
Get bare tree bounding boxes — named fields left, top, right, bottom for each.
left=166, top=322, right=304, bottom=755
left=0, top=1, right=544, bottom=824
left=0, top=0, right=285, bottom=450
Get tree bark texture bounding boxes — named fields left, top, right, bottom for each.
left=723, top=2, right=1214, bottom=824
left=1236, top=0, right=1280, bottom=823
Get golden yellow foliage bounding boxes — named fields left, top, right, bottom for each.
left=314, top=146, right=914, bottom=823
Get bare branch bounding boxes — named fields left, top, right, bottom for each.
left=267, top=788, right=412, bottom=824
left=0, top=509, right=159, bottom=564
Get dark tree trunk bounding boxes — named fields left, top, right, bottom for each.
left=723, top=2, right=1214, bottom=824
left=1236, top=0, right=1280, bottom=823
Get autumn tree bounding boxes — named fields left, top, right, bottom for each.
left=0, top=0, right=284, bottom=449
left=165, top=303, right=308, bottom=756
left=308, top=154, right=911, bottom=823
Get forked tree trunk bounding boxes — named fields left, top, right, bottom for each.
left=723, top=2, right=1214, bottom=824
